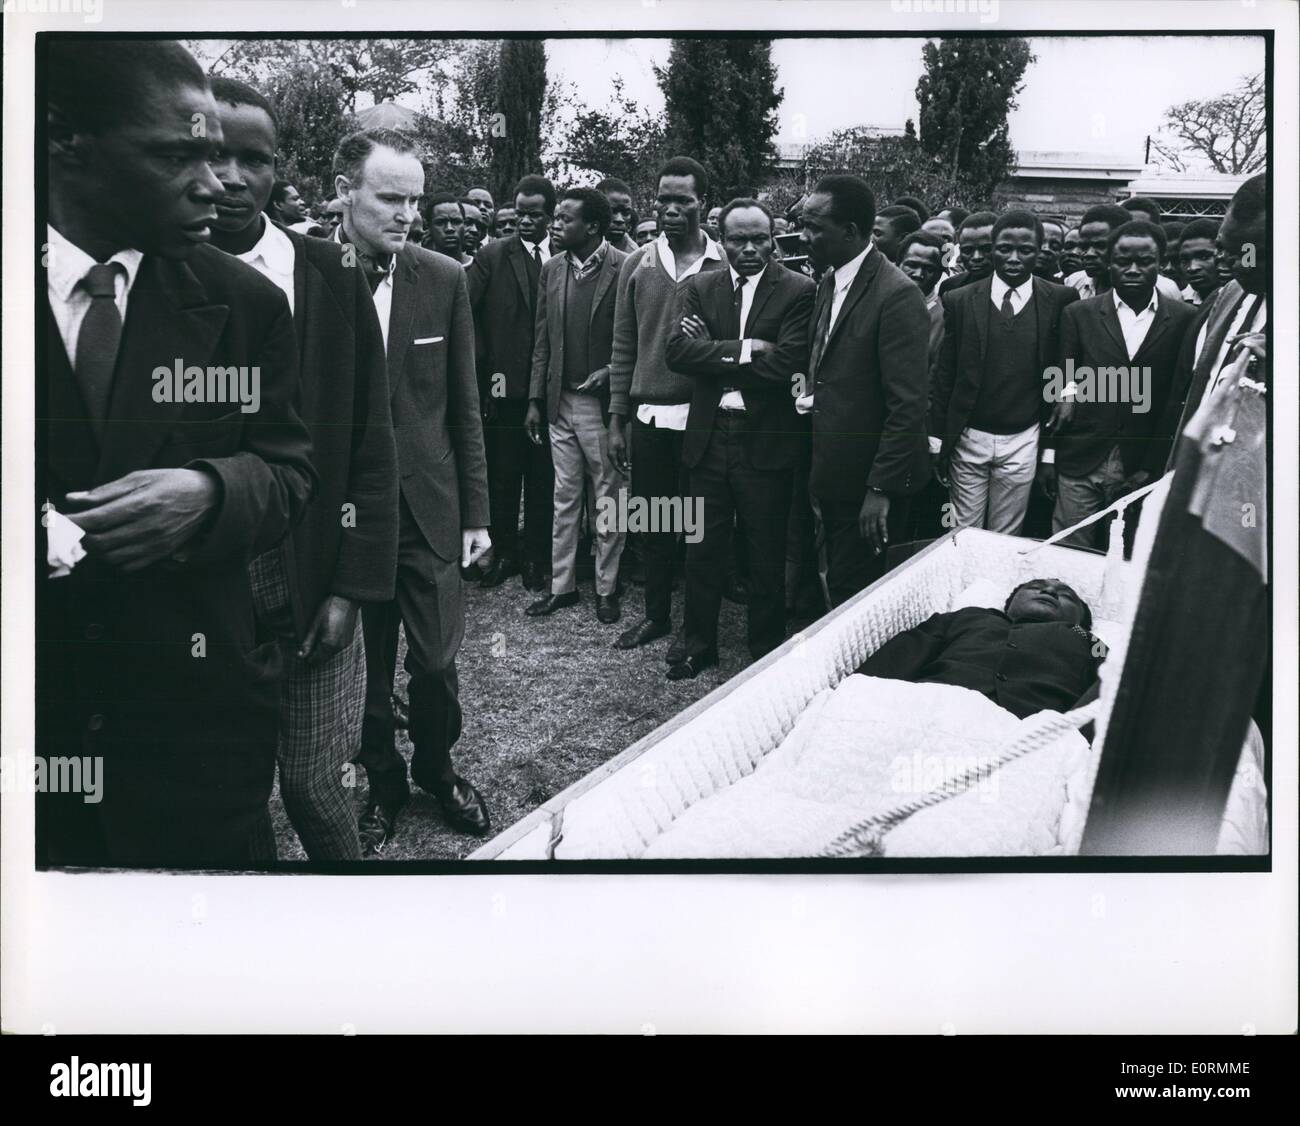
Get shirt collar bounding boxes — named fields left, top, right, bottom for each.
left=728, top=263, right=763, bottom=289
left=234, top=215, right=296, bottom=275
left=1113, top=287, right=1158, bottom=316
left=568, top=240, right=607, bottom=270
left=46, top=223, right=144, bottom=303
left=831, top=241, right=873, bottom=291
left=335, top=222, right=398, bottom=280
left=990, top=272, right=1032, bottom=305
left=655, top=230, right=724, bottom=268
left=522, top=234, right=551, bottom=261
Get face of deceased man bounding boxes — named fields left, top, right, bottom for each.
left=336, top=142, right=424, bottom=259
left=209, top=100, right=277, bottom=235
left=1005, top=579, right=1089, bottom=628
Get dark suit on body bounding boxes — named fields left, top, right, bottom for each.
left=38, top=245, right=317, bottom=868
left=467, top=234, right=554, bottom=570
left=358, top=242, right=489, bottom=802
left=808, top=248, right=930, bottom=606
left=666, top=260, right=816, bottom=659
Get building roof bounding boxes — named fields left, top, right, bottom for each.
left=1011, top=151, right=1145, bottom=182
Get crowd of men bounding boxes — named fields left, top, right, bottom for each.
left=38, top=39, right=1270, bottom=868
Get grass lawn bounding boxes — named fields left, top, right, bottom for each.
left=268, top=572, right=760, bottom=861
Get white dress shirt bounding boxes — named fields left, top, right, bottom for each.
left=521, top=235, right=553, bottom=267
left=718, top=266, right=759, bottom=412
left=990, top=272, right=1033, bottom=316
left=1067, top=269, right=1183, bottom=303
left=827, top=241, right=873, bottom=334
left=1199, top=294, right=1267, bottom=401
left=637, top=231, right=725, bottom=431
left=334, top=225, right=398, bottom=349
left=46, top=223, right=144, bottom=364
left=1113, top=288, right=1158, bottom=359
left=233, top=216, right=296, bottom=314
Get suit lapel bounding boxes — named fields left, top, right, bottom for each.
left=509, top=237, right=533, bottom=308
left=970, top=276, right=992, bottom=365
left=386, top=248, right=418, bottom=398
left=44, top=302, right=100, bottom=489
left=824, top=248, right=883, bottom=355
left=96, top=257, right=229, bottom=483
left=288, top=227, right=309, bottom=359
left=1096, top=293, right=1128, bottom=358
left=745, top=260, right=780, bottom=330
left=1132, top=296, right=1173, bottom=363
left=588, top=248, right=618, bottom=327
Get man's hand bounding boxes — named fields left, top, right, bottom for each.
left=299, top=595, right=360, bottom=664
left=794, top=392, right=814, bottom=416
left=462, top=527, right=491, bottom=569
left=1035, top=462, right=1057, bottom=500
left=748, top=338, right=774, bottom=356
left=608, top=416, right=630, bottom=475
left=574, top=367, right=610, bottom=394
left=1044, top=400, right=1075, bottom=434
left=858, top=489, right=890, bottom=556
left=678, top=314, right=710, bottom=339
left=1104, top=469, right=1151, bottom=506
left=65, top=467, right=219, bottom=572
left=524, top=401, right=545, bottom=446
left=931, top=451, right=950, bottom=488
left=1229, top=331, right=1266, bottom=365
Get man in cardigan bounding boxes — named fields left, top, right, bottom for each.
left=208, top=78, right=398, bottom=861
left=664, top=198, right=816, bottom=678
left=524, top=188, right=629, bottom=623
left=607, top=156, right=728, bottom=649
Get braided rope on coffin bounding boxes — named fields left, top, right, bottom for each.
left=819, top=697, right=1104, bottom=858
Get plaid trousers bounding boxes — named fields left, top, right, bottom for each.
left=250, top=549, right=366, bottom=861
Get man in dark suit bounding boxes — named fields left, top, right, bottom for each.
left=39, top=40, right=317, bottom=869
left=856, top=579, right=1100, bottom=720
left=524, top=188, right=629, bottom=623
left=931, top=211, right=1080, bottom=535
left=799, top=175, right=931, bottom=608
left=330, top=130, right=493, bottom=852
left=208, top=78, right=398, bottom=861
left=467, top=175, right=558, bottom=591
left=1040, top=220, right=1196, bottom=547
left=664, top=198, right=816, bottom=677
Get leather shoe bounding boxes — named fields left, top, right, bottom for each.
left=358, top=790, right=409, bottom=856
left=433, top=776, right=491, bottom=836
left=614, top=617, right=671, bottom=649
left=665, top=633, right=686, bottom=664
left=520, top=561, right=547, bottom=591
left=666, top=651, right=718, bottom=681
left=526, top=590, right=580, bottom=616
left=596, top=593, right=621, bottom=623
left=479, top=554, right=519, bottom=588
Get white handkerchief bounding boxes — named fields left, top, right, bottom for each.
left=47, top=507, right=87, bottom=578
left=412, top=336, right=444, bottom=345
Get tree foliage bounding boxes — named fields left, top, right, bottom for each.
left=488, top=40, right=548, bottom=204
left=655, top=39, right=784, bottom=201
left=914, top=37, right=1034, bottom=199
left=547, top=77, right=667, bottom=202
left=1149, top=72, right=1266, bottom=174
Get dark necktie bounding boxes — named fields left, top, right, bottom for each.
left=75, top=262, right=125, bottom=434
left=1000, top=288, right=1016, bottom=318
left=525, top=242, right=543, bottom=283
left=732, top=274, right=748, bottom=338
left=808, top=271, right=835, bottom=380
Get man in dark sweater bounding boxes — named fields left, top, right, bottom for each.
left=857, top=579, right=1100, bottom=720
left=607, top=156, right=727, bottom=649
left=931, top=210, right=1079, bottom=534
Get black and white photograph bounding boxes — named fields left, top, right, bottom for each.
left=1, top=0, right=1295, bottom=1052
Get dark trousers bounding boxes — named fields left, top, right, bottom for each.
left=684, top=413, right=792, bottom=660
left=485, top=397, right=553, bottom=566
left=357, top=496, right=464, bottom=803
left=631, top=414, right=688, bottom=624
left=818, top=492, right=912, bottom=609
